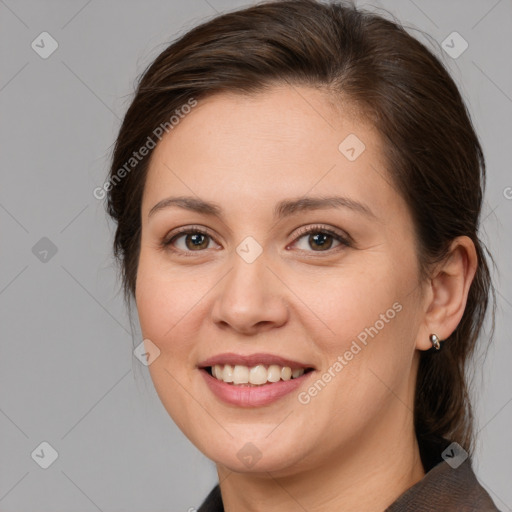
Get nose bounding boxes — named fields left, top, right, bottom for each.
left=210, top=252, right=289, bottom=335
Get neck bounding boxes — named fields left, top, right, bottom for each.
left=217, top=414, right=425, bottom=512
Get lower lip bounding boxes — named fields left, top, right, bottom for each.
left=200, top=369, right=313, bottom=407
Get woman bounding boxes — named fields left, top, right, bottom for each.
left=104, top=1, right=500, bottom=510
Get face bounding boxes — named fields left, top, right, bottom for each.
left=135, top=85, right=427, bottom=476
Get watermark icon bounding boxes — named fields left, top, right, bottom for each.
left=503, top=186, right=512, bottom=200
left=133, top=338, right=161, bottom=366
left=338, top=133, right=366, bottom=161
left=236, top=236, right=263, bottom=263
left=93, top=97, right=198, bottom=200
left=441, top=31, right=468, bottom=59
left=32, top=237, right=58, bottom=263
left=298, top=301, right=403, bottom=405
left=31, top=441, right=59, bottom=469
left=441, top=441, right=468, bottom=469
left=31, top=32, right=59, bottom=59
left=236, top=442, right=262, bottom=468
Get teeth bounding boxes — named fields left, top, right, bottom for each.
left=209, top=364, right=308, bottom=385
left=233, top=365, right=249, bottom=384
left=213, top=364, right=223, bottom=379
left=267, top=365, right=281, bottom=382
left=249, top=365, right=268, bottom=385
left=222, top=364, right=234, bottom=383
left=282, top=367, right=292, bottom=380
left=292, top=368, right=304, bottom=379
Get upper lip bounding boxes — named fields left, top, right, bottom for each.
left=198, top=352, right=314, bottom=370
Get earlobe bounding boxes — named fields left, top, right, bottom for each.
left=416, top=236, right=478, bottom=352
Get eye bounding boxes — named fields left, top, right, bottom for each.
left=162, top=226, right=220, bottom=255
left=289, top=224, right=351, bottom=253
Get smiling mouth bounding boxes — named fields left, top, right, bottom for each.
left=205, top=364, right=314, bottom=386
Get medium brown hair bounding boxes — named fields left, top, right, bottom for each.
left=105, top=0, right=495, bottom=454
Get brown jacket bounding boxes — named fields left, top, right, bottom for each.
left=197, top=436, right=501, bottom=511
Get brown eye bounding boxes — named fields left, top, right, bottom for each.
left=182, top=232, right=210, bottom=250
left=307, top=232, right=335, bottom=251
left=163, top=228, right=219, bottom=254
left=292, top=225, right=351, bottom=253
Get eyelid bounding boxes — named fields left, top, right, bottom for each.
left=163, top=224, right=214, bottom=241
left=290, top=223, right=353, bottom=246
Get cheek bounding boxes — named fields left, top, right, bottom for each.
left=302, top=263, right=410, bottom=354
left=135, top=250, right=197, bottom=344
left=301, top=260, right=419, bottom=406
left=134, top=255, right=199, bottom=423
left=134, top=250, right=221, bottom=381
left=134, top=257, right=192, bottom=387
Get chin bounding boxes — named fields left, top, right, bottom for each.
left=198, top=431, right=314, bottom=475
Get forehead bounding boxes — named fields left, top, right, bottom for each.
left=142, top=85, right=399, bottom=222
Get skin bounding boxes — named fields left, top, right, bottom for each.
left=135, top=84, right=477, bottom=512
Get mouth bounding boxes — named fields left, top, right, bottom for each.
left=197, top=353, right=315, bottom=407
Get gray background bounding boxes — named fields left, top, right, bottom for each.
left=1, top=0, right=511, bottom=511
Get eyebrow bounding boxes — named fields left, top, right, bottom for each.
left=148, top=195, right=377, bottom=221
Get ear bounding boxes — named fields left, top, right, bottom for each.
left=416, top=236, right=478, bottom=351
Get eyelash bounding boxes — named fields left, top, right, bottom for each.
left=161, top=224, right=352, bottom=257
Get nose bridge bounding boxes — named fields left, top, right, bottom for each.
left=211, top=242, right=288, bottom=332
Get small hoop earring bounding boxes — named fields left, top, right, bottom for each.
left=429, top=333, right=441, bottom=350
